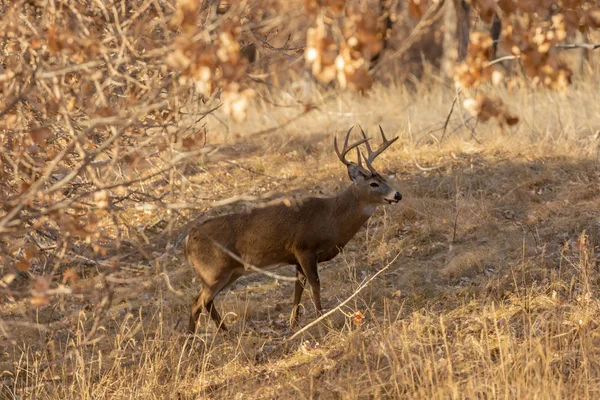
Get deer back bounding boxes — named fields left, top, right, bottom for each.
left=186, top=187, right=374, bottom=269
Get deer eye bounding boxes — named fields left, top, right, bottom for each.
left=370, top=182, right=380, bottom=188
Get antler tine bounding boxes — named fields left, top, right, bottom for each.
left=358, top=125, right=373, bottom=155
left=378, top=124, right=390, bottom=142
left=334, top=126, right=352, bottom=161
left=334, top=126, right=370, bottom=166
left=356, top=147, right=363, bottom=168
left=343, top=125, right=352, bottom=149
left=361, top=152, right=378, bottom=175
left=365, top=125, right=399, bottom=165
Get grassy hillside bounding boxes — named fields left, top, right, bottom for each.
left=2, top=76, right=600, bottom=398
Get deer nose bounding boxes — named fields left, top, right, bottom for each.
left=394, top=192, right=402, bottom=201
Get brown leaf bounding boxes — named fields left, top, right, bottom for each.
left=29, top=127, right=52, bottom=148
left=47, top=27, right=62, bottom=53
left=408, top=0, right=428, bottom=19
left=472, top=0, right=496, bottom=23
left=505, top=115, right=520, bottom=126
left=23, top=245, right=36, bottom=261
left=344, top=67, right=373, bottom=92
left=325, top=0, right=345, bottom=13
left=63, top=268, right=79, bottom=285
left=586, top=8, right=600, bottom=28
left=182, top=129, right=206, bottom=150
left=16, top=259, right=30, bottom=272
left=96, top=107, right=114, bottom=117
left=304, top=0, right=320, bottom=15
left=352, top=310, right=364, bottom=325
left=34, top=276, right=51, bottom=293
left=30, top=38, right=41, bottom=50
left=171, top=0, right=200, bottom=33
left=30, top=296, right=50, bottom=307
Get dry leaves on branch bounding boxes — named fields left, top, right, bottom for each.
left=16, top=246, right=37, bottom=272
left=463, top=94, right=519, bottom=127
left=305, top=5, right=386, bottom=92
left=306, top=18, right=339, bottom=84
left=408, top=0, right=430, bottom=19
left=456, top=1, right=600, bottom=92
left=29, top=127, right=52, bottom=149
left=304, top=0, right=346, bottom=15
left=167, top=14, right=252, bottom=120
left=454, top=32, right=495, bottom=89
left=222, top=83, right=255, bottom=123
left=171, top=0, right=202, bottom=33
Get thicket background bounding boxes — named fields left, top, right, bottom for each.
left=1, top=0, right=600, bottom=398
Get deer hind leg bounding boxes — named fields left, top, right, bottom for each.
left=296, top=251, right=322, bottom=315
left=188, top=285, right=228, bottom=334
left=290, top=265, right=307, bottom=328
left=188, top=270, right=240, bottom=334
left=188, top=290, right=205, bottom=334
left=205, top=298, right=227, bottom=332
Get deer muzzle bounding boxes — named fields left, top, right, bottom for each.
left=385, top=191, right=402, bottom=204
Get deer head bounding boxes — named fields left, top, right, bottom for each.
left=334, top=125, right=402, bottom=205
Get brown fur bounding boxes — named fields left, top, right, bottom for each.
left=185, top=127, right=402, bottom=333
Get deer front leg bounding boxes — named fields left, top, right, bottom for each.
left=290, top=265, right=307, bottom=327
left=296, top=251, right=322, bottom=315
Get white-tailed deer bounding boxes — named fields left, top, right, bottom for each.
left=185, top=126, right=402, bottom=333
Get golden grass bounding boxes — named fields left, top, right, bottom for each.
left=3, top=78, right=600, bottom=399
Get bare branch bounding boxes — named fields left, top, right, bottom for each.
left=288, top=251, right=402, bottom=341
left=554, top=43, right=600, bottom=51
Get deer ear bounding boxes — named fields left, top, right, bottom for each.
left=347, top=164, right=370, bottom=182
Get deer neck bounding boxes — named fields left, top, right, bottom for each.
left=332, top=185, right=376, bottom=243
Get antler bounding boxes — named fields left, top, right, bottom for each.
left=334, top=126, right=370, bottom=167
left=358, top=125, right=398, bottom=175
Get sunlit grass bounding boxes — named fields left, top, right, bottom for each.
left=2, top=79, right=600, bottom=399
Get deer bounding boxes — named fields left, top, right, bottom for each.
left=185, top=126, right=402, bottom=334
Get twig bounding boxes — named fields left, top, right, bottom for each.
left=159, top=272, right=184, bottom=296
left=410, top=141, right=445, bottom=172
left=451, top=208, right=459, bottom=246
left=451, top=178, right=461, bottom=247
left=409, top=119, right=445, bottom=172
left=554, top=43, right=600, bottom=51
left=440, top=90, right=461, bottom=142
left=210, top=192, right=278, bottom=207
left=287, top=251, right=402, bottom=341
left=485, top=55, right=520, bottom=68
left=484, top=43, right=600, bottom=69
left=252, top=32, right=304, bottom=53
left=454, top=87, right=481, bottom=144
left=0, top=91, right=27, bottom=119
left=221, top=160, right=282, bottom=180
left=0, top=68, right=38, bottom=119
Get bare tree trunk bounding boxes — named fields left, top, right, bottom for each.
left=441, top=0, right=471, bottom=78
left=441, top=0, right=458, bottom=77
left=455, top=0, right=471, bottom=60
left=490, top=12, right=502, bottom=59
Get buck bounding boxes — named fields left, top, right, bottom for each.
left=185, top=126, right=402, bottom=333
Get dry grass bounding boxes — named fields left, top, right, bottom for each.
left=2, top=77, right=600, bottom=399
